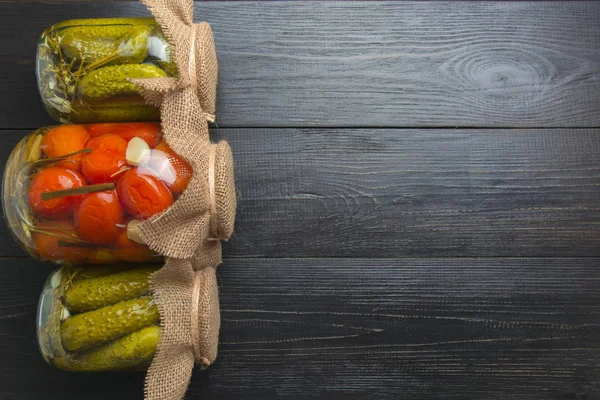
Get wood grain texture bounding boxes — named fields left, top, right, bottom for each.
left=0, top=1, right=599, bottom=399
left=1, top=257, right=599, bottom=399
left=225, top=127, right=600, bottom=258
left=2, top=128, right=599, bottom=258
left=1, top=1, right=600, bottom=129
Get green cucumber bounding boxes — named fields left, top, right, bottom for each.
left=60, top=297, right=159, bottom=352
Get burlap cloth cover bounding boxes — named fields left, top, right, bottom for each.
left=128, top=0, right=236, bottom=399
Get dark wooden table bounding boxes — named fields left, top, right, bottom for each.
left=1, top=1, right=599, bottom=399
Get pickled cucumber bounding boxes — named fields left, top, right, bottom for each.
left=60, top=25, right=151, bottom=65
left=61, top=297, right=159, bottom=352
left=70, top=264, right=140, bottom=281
left=77, top=64, right=167, bottom=99
left=64, top=267, right=158, bottom=313
left=157, top=60, right=179, bottom=77
left=70, top=102, right=160, bottom=123
left=54, top=325, right=160, bottom=372
left=50, top=18, right=155, bottom=31
left=38, top=17, right=173, bottom=124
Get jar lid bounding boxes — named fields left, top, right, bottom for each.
left=212, top=141, right=236, bottom=240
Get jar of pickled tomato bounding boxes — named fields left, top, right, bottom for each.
left=37, top=18, right=176, bottom=123
left=2, top=122, right=193, bottom=264
left=38, top=264, right=160, bottom=371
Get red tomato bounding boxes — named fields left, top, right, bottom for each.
left=113, top=123, right=160, bottom=148
left=86, top=134, right=128, bottom=154
left=151, top=142, right=193, bottom=195
left=28, top=166, right=86, bottom=219
left=81, top=151, right=127, bottom=184
left=115, top=226, right=155, bottom=262
left=33, top=219, right=89, bottom=262
left=117, top=169, right=173, bottom=219
left=41, top=125, right=90, bottom=170
left=86, top=123, right=160, bottom=148
left=86, top=123, right=122, bottom=137
left=80, top=134, right=128, bottom=184
left=74, top=190, right=124, bottom=245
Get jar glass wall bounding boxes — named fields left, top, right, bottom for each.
left=37, top=18, right=176, bottom=123
left=38, top=264, right=160, bottom=371
left=2, top=122, right=193, bottom=264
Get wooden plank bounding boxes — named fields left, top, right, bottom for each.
left=1, top=1, right=600, bottom=129
left=1, top=257, right=599, bottom=399
left=2, top=128, right=599, bottom=258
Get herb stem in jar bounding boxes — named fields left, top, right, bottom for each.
left=109, top=167, right=131, bottom=178
left=28, top=227, right=89, bottom=244
left=57, top=240, right=118, bottom=250
left=41, top=183, right=115, bottom=201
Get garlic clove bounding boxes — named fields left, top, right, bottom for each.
left=61, top=307, right=71, bottom=321
left=50, top=269, right=62, bottom=289
left=127, top=219, right=146, bottom=244
left=126, top=137, right=151, bottom=166
left=26, top=134, right=43, bottom=162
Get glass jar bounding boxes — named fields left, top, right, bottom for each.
left=2, top=122, right=193, bottom=264
left=37, top=18, right=176, bottom=123
left=38, top=264, right=160, bottom=371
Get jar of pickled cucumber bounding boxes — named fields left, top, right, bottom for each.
left=38, top=264, right=160, bottom=371
left=37, top=18, right=176, bottom=123
left=2, top=122, right=193, bottom=264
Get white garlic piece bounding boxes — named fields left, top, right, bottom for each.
left=127, top=219, right=146, bottom=244
left=126, top=137, right=151, bottom=166
left=61, top=307, right=71, bottom=321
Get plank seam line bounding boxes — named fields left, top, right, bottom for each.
left=2, top=126, right=600, bottom=132
left=1, top=256, right=599, bottom=261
